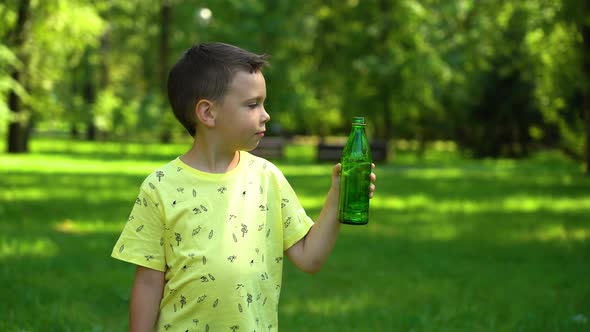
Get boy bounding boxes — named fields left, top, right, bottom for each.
left=111, top=42, right=376, bottom=332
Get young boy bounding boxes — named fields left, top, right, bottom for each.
left=111, top=42, right=376, bottom=332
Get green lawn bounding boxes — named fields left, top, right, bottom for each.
left=1, top=138, right=589, bottom=331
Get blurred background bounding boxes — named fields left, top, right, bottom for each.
left=1, top=0, right=589, bottom=331
left=1, top=0, right=589, bottom=165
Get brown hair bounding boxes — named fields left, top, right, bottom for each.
left=167, top=42, right=269, bottom=137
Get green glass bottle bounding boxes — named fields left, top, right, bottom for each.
left=338, top=117, right=372, bottom=225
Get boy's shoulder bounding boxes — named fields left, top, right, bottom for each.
left=243, top=152, right=285, bottom=176
left=146, top=157, right=181, bottom=178
left=137, top=152, right=284, bottom=189
left=246, top=151, right=277, bottom=167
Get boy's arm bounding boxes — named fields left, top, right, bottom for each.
left=129, top=265, right=165, bottom=332
left=286, top=163, right=376, bottom=274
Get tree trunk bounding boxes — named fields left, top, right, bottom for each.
left=84, top=79, right=97, bottom=141
left=8, top=70, right=26, bottom=153
left=7, top=0, right=31, bottom=153
left=585, top=101, right=590, bottom=174
left=83, top=49, right=97, bottom=141
left=380, top=87, right=393, bottom=139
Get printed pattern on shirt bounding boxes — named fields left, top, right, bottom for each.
left=112, top=152, right=313, bottom=331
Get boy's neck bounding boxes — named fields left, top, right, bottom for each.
left=180, top=139, right=240, bottom=174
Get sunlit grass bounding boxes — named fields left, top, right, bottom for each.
left=370, top=194, right=590, bottom=214
left=0, top=237, right=59, bottom=258
left=2, top=153, right=161, bottom=174
left=282, top=292, right=375, bottom=316
left=54, top=219, right=126, bottom=234
left=1, top=137, right=589, bottom=331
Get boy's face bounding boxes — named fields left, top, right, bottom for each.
left=213, top=70, right=270, bottom=152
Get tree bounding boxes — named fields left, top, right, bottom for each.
left=528, top=0, right=589, bottom=171
left=6, top=0, right=31, bottom=153
left=458, top=4, right=541, bottom=158
left=564, top=0, right=590, bottom=174
left=0, top=0, right=587, bottom=166
left=2, top=0, right=105, bottom=152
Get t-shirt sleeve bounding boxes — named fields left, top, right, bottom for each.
left=111, top=182, right=167, bottom=272
left=276, top=170, right=314, bottom=251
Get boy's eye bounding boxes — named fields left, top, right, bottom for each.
left=248, top=102, right=262, bottom=109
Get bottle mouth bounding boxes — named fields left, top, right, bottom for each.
left=352, top=117, right=366, bottom=125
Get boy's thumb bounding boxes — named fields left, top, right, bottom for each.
left=333, top=163, right=341, bottom=177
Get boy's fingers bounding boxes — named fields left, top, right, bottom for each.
left=333, top=163, right=342, bottom=176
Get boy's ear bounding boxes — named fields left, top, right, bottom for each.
left=195, top=99, right=216, bottom=128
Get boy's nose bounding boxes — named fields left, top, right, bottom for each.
left=261, top=108, right=270, bottom=123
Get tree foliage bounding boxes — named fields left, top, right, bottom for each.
left=1, top=0, right=588, bottom=169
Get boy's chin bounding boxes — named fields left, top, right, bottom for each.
left=243, top=145, right=258, bottom=152
left=242, top=140, right=262, bottom=152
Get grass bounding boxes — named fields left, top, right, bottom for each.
left=1, top=138, right=589, bottom=331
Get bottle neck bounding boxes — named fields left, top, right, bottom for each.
left=348, top=125, right=367, bottom=151
left=351, top=125, right=365, bottom=134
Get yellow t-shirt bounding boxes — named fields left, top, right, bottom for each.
left=111, top=151, right=313, bottom=331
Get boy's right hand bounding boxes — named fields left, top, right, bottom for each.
left=331, top=163, right=377, bottom=198
left=330, top=163, right=342, bottom=192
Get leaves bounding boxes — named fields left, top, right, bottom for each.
left=0, top=0, right=587, bottom=162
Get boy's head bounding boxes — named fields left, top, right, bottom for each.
left=167, top=42, right=269, bottom=137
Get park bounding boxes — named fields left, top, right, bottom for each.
left=1, top=0, right=590, bottom=331
left=1, top=138, right=588, bottom=331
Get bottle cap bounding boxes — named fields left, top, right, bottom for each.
left=352, top=117, right=365, bottom=125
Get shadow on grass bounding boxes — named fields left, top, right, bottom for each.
left=1, top=221, right=588, bottom=331
left=0, top=231, right=133, bottom=331
left=1, top=154, right=589, bottom=331
left=278, top=230, right=590, bottom=332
